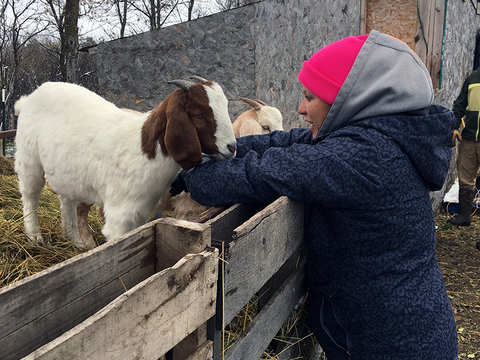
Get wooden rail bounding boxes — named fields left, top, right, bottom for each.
left=0, top=129, right=16, bottom=140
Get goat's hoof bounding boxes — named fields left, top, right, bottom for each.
left=26, top=233, right=44, bottom=245
left=72, top=237, right=97, bottom=250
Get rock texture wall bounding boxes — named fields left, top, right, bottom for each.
left=254, top=0, right=359, bottom=129
left=97, top=6, right=256, bottom=119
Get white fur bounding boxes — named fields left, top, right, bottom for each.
left=14, top=81, right=236, bottom=248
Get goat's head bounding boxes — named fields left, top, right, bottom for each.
left=141, top=77, right=237, bottom=170
left=239, top=97, right=284, bottom=134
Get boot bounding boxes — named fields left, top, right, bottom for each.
left=448, top=188, right=475, bottom=226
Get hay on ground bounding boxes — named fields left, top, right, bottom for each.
left=0, top=155, right=105, bottom=289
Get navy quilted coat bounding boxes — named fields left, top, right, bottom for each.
left=183, top=31, right=458, bottom=359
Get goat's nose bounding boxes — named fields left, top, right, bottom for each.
left=228, top=143, right=237, bottom=156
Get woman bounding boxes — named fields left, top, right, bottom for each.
left=172, top=30, right=458, bottom=359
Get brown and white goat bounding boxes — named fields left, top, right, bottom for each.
left=165, top=97, right=284, bottom=221
left=14, top=79, right=236, bottom=249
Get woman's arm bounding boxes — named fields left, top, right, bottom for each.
left=236, top=128, right=312, bottom=158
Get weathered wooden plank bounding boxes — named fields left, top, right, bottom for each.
left=0, top=223, right=156, bottom=360
left=190, top=206, right=226, bottom=223
left=171, top=323, right=208, bottom=360
left=224, top=261, right=305, bottom=360
left=223, top=196, right=304, bottom=325
left=0, top=129, right=16, bottom=139
left=23, top=250, right=219, bottom=360
left=430, top=0, right=445, bottom=89
left=207, top=202, right=266, bottom=246
left=414, top=0, right=431, bottom=65
left=156, top=217, right=211, bottom=271
left=185, top=340, right=214, bottom=360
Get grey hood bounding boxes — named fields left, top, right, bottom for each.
left=318, top=30, right=434, bottom=138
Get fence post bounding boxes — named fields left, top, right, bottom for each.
left=1, top=87, right=5, bottom=156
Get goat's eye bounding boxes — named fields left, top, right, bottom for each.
left=261, top=125, right=270, bottom=131
left=194, top=114, right=204, bottom=120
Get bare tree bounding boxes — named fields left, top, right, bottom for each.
left=1, top=0, right=49, bottom=129
left=44, top=0, right=80, bottom=83
left=130, top=0, right=179, bottom=31
left=114, top=0, right=129, bottom=38
left=214, top=0, right=257, bottom=11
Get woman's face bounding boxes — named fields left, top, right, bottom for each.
left=298, top=86, right=332, bottom=138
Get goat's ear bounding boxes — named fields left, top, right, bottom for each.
left=165, top=106, right=203, bottom=170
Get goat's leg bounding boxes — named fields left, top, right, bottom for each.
left=101, top=205, right=147, bottom=241
left=17, top=166, right=46, bottom=244
left=59, top=196, right=96, bottom=250
left=76, top=203, right=97, bottom=249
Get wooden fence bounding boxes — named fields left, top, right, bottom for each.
left=0, top=196, right=307, bottom=360
left=0, top=129, right=16, bottom=140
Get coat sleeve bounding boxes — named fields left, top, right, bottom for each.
left=184, top=129, right=384, bottom=208
left=235, top=128, right=312, bottom=158
left=452, top=74, right=470, bottom=129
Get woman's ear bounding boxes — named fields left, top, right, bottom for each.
left=164, top=106, right=203, bottom=170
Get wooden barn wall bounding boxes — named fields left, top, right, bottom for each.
left=366, top=0, right=417, bottom=50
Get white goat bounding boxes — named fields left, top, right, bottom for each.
left=232, top=97, right=283, bottom=137
left=14, top=78, right=236, bottom=249
left=166, top=97, right=284, bottom=221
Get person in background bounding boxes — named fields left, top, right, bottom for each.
left=171, top=30, right=458, bottom=359
left=450, top=68, right=480, bottom=226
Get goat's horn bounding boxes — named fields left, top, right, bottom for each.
left=190, top=75, right=208, bottom=83
left=239, top=97, right=263, bottom=110
left=168, top=79, right=195, bottom=92
left=256, top=100, right=267, bottom=106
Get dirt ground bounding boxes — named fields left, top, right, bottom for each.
left=435, top=208, right=480, bottom=359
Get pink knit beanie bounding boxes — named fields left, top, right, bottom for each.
left=298, top=34, right=369, bottom=104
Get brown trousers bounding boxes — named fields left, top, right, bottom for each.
left=457, top=138, right=480, bottom=191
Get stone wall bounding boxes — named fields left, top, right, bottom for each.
left=97, top=6, right=256, bottom=119
left=254, top=0, right=359, bottom=129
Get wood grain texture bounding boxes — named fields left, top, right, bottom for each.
left=1, top=223, right=156, bottom=360
left=224, top=260, right=305, bottom=360
left=23, top=250, right=219, bottom=360
left=223, top=196, right=304, bottom=325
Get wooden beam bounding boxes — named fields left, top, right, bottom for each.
left=360, top=0, right=368, bottom=35
left=23, top=250, right=219, bottom=360
left=223, top=196, right=304, bottom=325
left=0, top=223, right=156, bottom=360
left=224, top=261, right=305, bottom=360
left=0, top=129, right=16, bottom=139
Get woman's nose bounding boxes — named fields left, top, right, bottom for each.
left=298, top=101, right=306, bottom=115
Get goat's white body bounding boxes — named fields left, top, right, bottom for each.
left=14, top=82, right=210, bottom=247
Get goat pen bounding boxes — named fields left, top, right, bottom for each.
left=0, top=195, right=309, bottom=360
